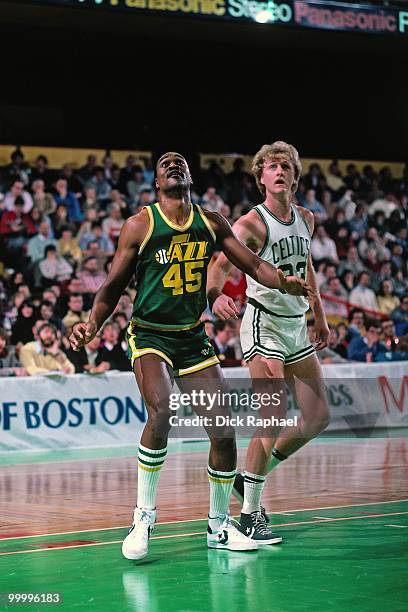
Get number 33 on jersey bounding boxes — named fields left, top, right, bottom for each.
left=132, top=202, right=216, bottom=331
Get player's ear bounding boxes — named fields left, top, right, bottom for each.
left=155, top=178, right=159, bottom=189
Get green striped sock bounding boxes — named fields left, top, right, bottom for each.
left=137, top=444, right=167, bottom=510
left=207, top=466, right=236, bottom=520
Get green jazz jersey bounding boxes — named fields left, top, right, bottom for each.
left=132, top=202, right=216, bottom=331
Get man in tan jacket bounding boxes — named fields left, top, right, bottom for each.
left=20, top=323, right=75, bottom=376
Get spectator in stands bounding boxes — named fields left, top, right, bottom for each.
left=39, top=300, right=63, bottom=331
left=211, top=320, right=241, bottom=367
left=60, top=163, right=83, bottom=196
left=302, top=189, right=328, bottom=222
left=86, top=166, right=112, bottom=203
left=10, top=300, right=36, bottom=346
left=0, top=327, right=26, bottom=377
left=30, top=155, right=54, bottom=188
left=337, top=246, right=366, bottom=277
left=102, top=202, right=124, bottom=243
left=127, top=165, right=149, bottom=205
left=391, top=294, right=408, bottom=336
left=98, top=322, right=130, bottom=371
left=64, top=333, right=110, bottom=374
left=349, top=203, right=369, bottom=239
left=327, top=209, right=352, bottom=259
left=77, top=256, right=107, bottom=295
left=108, top=165, right=121, bottom=192
left=358, top=227, right=390, bottom=263
left=51, top=203, right=77, bottom=238
left=303, top=163, right=324, bottom=194
left=390, top=242, right=405, bottom=275
left=77, top=154, right=97, bottom=185
left=4, top=148, right=30, bottom=186
left=340, top=270, right=355, bottom=294
left=27, top=220, right=57, bottom=263
left=79, top=221, right=114, bottom=255
left=311, top=225, right=339, bottom=264
left=3, top=179, right=33, bottom=213
left=32, top=179, right=56, bottom=216
left=38, top=244, right=73, bottom=285
left=227, top=158, right=253, bottom=206
left=62, top=293, right=89, bottom=329
left=377, top=280, right=400, bottom=315
left=19, top=322, right=75, bottom=376
left=119, top=154, right=137, bottom=194
left=318, top=262, right=337, bottom=293
left=347, top=320, right=386, bottom=362
left=326, top=160, right=344, bottom=195
left=110, top=189, right=129, bottom=215
left=321, top=276, right=348, bottom=319
left=2, top=290, right=26, bottom=332
left=381, top=319, right=400, bottom=352
left=201, top=186, right=225, bottom=213
left=200, top=160, right=227, bottom=199
left=349, top=271, right=379, bottom=312
left=58, top=225, right=82, bottom=266
left=54, top=179, right=83, bottom=223
left=337, top=189, right=357, bottom=221
left=343, top=163, right=360, bottom=190
left=0, top=197, right=37, bottom=256
left=346, top=308, right=366, bottom=340
left=222, top=266, right=247, bottom=312
left=202, top=317, right=215, bottom=341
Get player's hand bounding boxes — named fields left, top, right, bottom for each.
left=212, top=294, right=239, bottom=321
left=314, top=317, right=330, bottom=351
left=69, top=320, right=98, bottom=352
left=277, top=269, right=312, bottom=298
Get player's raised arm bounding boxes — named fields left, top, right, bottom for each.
left=206, top=211, right=313, bottom=320
left=69, top=211, right=148, bottom=351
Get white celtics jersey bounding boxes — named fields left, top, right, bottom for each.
left=246, top=203, right=311, bottom=316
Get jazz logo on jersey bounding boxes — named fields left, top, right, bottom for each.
left=155, top=249, right=169, bottom=265
left=156, top=234, right=210, bottom=296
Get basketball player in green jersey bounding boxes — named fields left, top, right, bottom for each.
left=69, top=151, right=312, bottom=560
left=207, top=142, right=330, bottom=544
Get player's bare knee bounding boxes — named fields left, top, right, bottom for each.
left=210, top=434, right=236, bottom=454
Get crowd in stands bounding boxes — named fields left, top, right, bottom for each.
left=0, top=148, right=407, bottom=376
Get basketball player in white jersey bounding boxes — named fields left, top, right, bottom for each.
left=207, top=141, right=330, bottom=544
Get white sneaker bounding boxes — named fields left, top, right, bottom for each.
left=122, top=507, right=156, bottom=560
left=207, top=515, right=258, bottom=551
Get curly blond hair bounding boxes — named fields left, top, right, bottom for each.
left=252, top=141, right=302, bottom=196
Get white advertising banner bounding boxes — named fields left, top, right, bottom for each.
left=0, top=362, right=407, bottom=451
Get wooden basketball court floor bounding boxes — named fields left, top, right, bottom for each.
left=0, top=435, right=407, bottom=611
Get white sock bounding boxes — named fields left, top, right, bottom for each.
left=207, top=466, right=236, bottom=530
left=137, top=444, right=167, bottom=510
left=267, top=447, right=287, bottom=474
left=242, top=471, right=266, bottom=514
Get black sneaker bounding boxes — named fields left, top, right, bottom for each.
left=239, top=511, right=282, bottom=545
left=232, top=473, right=270, bottom=524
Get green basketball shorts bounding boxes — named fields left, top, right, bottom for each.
left=127, top=320, right=219, bottom=377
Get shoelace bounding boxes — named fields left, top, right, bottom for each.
left=252, top=511, right=270, bottom=535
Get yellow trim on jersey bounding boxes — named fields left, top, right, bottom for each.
left=138, top=206, right=154, bottom=254
left=133, top=318, right=202, bottom=332
left=178, top=355, right=219, bottom=377
left=138, top=463, right=163, bottom=472
left=196, top=204, right=217, bottom=243
left=155, top=201, right=194, bottom=232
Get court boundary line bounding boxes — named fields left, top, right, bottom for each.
left=1, top=498, right=407, bottom=541
left=1, top=511, right=407, bottom=557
